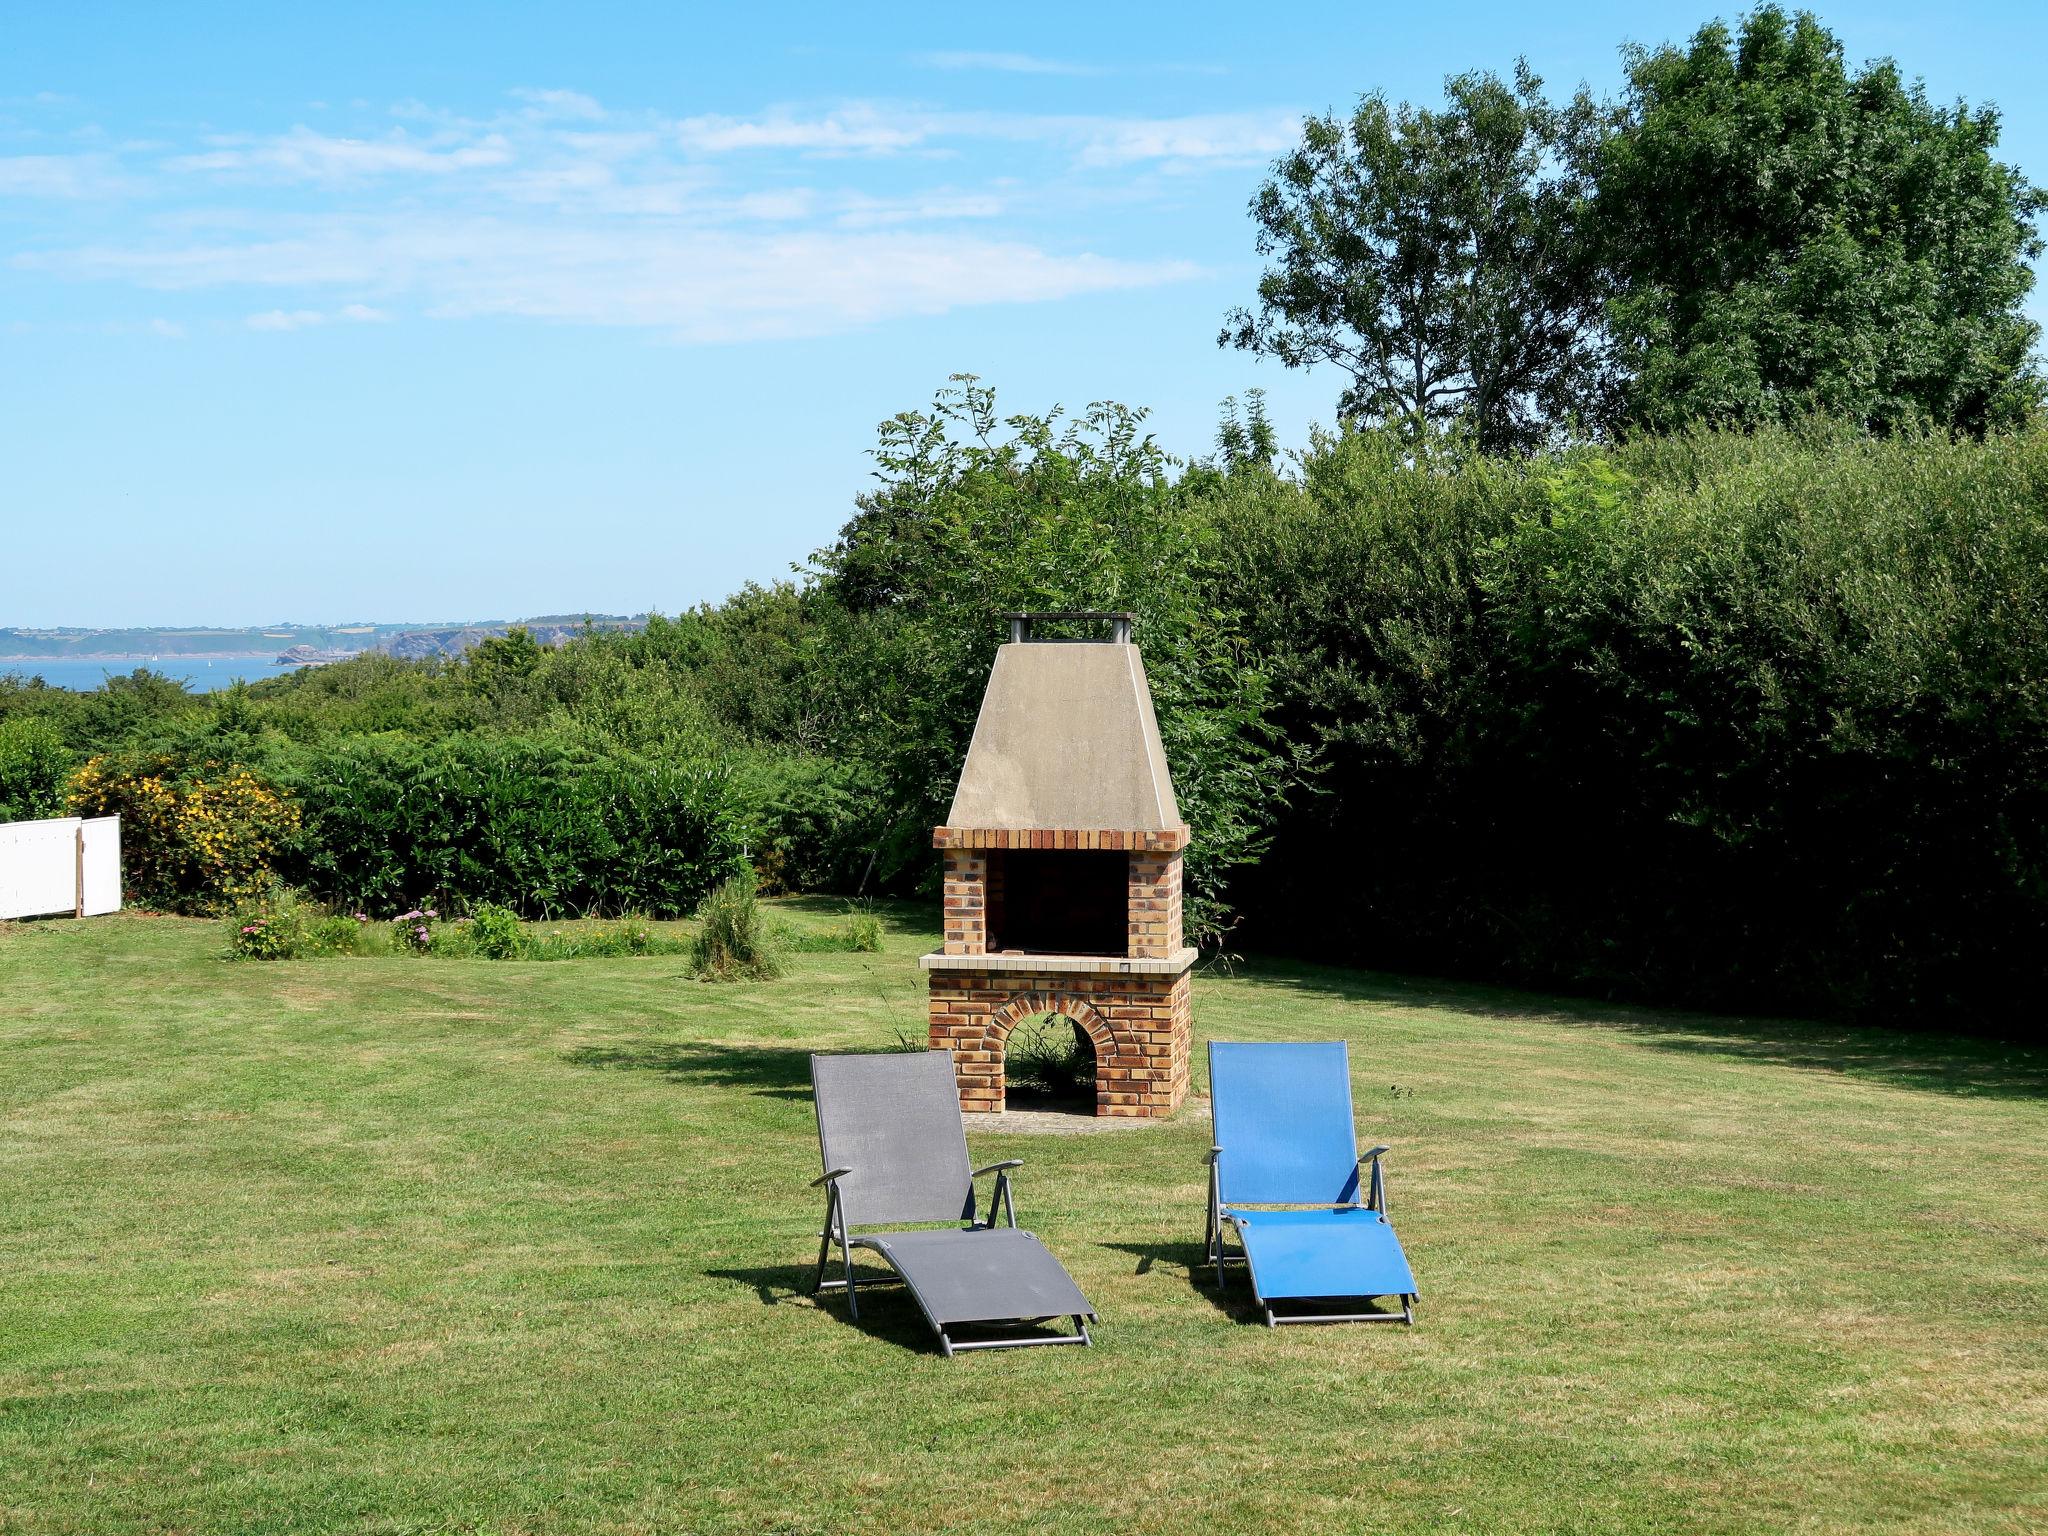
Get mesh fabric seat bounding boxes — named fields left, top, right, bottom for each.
left=1206, top=1040, right=1419, bottom=1326
left=808, top=1050, right=1096, bottom=1355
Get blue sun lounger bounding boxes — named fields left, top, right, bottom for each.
left=1205, top=1040, right=1418, bottom=1327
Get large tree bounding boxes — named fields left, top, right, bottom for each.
left=1221, top=65, right=1609, bottom=453
left=1594, top=6, right=2046, bottom=435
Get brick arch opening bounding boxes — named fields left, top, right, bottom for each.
left=952, top=992, right=1111, bottom=1116
left=989, top=994, right=1116, bottom=1114
left=987, top=993, right=1115, bottom=1058
left=930, top=968, right=1191, bottom=1117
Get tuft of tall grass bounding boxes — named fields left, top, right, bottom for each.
left=688, top=873, right=785, bottom=981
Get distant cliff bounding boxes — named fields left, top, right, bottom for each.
left=371, top=618, right=644, bottom=662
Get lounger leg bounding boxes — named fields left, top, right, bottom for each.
left=937, top=1328, right=955, bottom=1359
left=1075, top=1314, right=1093, bottom=1347
left=810, top=1225, right=832, bottom=1297
left=1402, top=1293, right=1416, bottom=1326
left=839, top=1228, right=859, bottom=1319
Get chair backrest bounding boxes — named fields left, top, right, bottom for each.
left=1209, top=1040, right=1361, bottom=1205
left=811, top=1050, right=976, bottom=1229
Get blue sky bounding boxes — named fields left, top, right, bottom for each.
left=4, top=2, right=2044, bottom=628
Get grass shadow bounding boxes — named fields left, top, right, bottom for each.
left=1220, top=956, right=2048, bottom=1103
left=562, top=1041, right=817, bottom=1100
left=703, top=1263, right=947, bottom=1355
left=564, top=1040, right=929, bottom=1099
left=1098, top=1240, right=1262, bottom=1324
left=766, top=894, right=931, bottom=937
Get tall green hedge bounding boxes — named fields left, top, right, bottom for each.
left=272, top=734, right=752, bottom=918
left=1218, top=426, right=2048, bottom=1027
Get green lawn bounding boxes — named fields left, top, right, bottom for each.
left=2, top=906, right=2043, bottom=1535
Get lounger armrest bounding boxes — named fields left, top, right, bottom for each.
left=810, top=1166, right=853, bottom=1189
left=1207, top=1145, right=1223, bottom=1165
left=1359, top=1145, right=1391, bottom=1164
left=971, top=1160, right=1024, bottom=1178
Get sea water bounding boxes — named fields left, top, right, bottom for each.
left=0, top=654, right=296, bottom=693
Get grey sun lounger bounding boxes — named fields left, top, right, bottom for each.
left=807, top=1050, right=1097, bottom=1356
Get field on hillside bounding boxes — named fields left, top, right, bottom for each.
left=1, top=907, right=2043, bottom=1535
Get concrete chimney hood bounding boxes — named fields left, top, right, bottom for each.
left=944, top=627, right=1185, bottom=835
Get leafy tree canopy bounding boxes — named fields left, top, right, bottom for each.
left=1222, top=63, right=1609, bottom=453
left=1595, top=5, right=2046, bottom=435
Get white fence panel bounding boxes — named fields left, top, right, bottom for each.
left=0, top=817, right=82, bottom=920
left=81, top=816, right=122, bottom=916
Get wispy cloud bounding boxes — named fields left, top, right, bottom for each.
left=1069, top=110, right=1297, bottom=166
left=246, top=303, right=390, bottom=332
left=16, top=88, right=1276, bottom=341
left=58, top=218, right=1193, bottom=343
left=667, top=104, right=1298, bottom=167
left=914, top=51, right=1105, bottom=77
left=171, top=127, right=513, bottom=181
left=511, top=87, right=606, bottom=121
left=673, top=107, right=931, bottom=156
left=0, top=152, right=134, bottom=198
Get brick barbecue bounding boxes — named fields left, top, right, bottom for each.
left=921, top=612, right=1194, bottom=1118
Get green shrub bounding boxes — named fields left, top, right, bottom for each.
left=70, top=754, right=300, bottom=914
left=689, top=872, right=784, bottom=981
left=306, top=914, right=377, bottom=956
left=737, top=751, right=886, bottom=895
left=390, top=906, right=440, bottom=955
left=0, top=717, right=71, bottom=821
left=226, top=886, right=312, bottom=960
left=465, top=901, right=529, bottom=960
left=838, top=907, right=883, bottom=953
left=273, top=734, right=751, bottom=919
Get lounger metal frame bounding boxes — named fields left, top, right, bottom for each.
left=1205, top=1143, right=1416, bottom=1328
left=809, top=1159, right=1093, bottom=1357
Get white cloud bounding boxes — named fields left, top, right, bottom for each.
left=0, top=153, right=132, bottom=198
left=834, top=190, right=1004, bottom=228
left=17, top=89, right=1278, bottom=343
left=1067, top=111, right=1299, bottom=166
left=914, top=51, right=1104, bottom=77
left=512, top=87, right=605, bottom=121
left=247, top=308, right=326, bottom=331
left=172, top=127, right=514, bottom=181
left=68, top=217, right=1193, bottom=343
left=673, top=107, right=932, bottom=156
left=666, top=105, right=1299, bottom=167
left=147, top=318, right=185, bottom=338
left=246, top=303, right=391, bottom=331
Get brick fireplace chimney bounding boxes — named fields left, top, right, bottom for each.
left=922, top=612, right=1194, bottom=1117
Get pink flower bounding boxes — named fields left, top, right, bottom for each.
left=414, top=926, right=429, bottom=942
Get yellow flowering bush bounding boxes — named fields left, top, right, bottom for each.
left=67, top=756, right=300, bottom=913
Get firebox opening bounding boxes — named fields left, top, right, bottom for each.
left=1002, top=1013, right=1098, bottom=1108
left=988, top=849, right=1127, bottom=956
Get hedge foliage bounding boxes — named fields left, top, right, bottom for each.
left=1217, top=424, right=2048, bottom=1025
left=7, top=394, right=2044, bottom=1029
left=272, top=734, right=752, bottom=918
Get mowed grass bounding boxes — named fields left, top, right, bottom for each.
left=1, top=906, right=2044, bottom=1536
